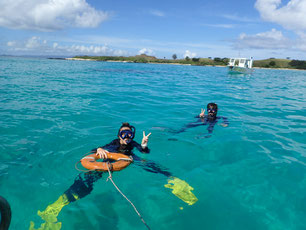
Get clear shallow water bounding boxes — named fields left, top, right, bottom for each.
left=0, top=56, right=306, bottom=230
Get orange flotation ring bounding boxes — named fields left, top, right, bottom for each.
left=81, top=152, right=132, bottom=172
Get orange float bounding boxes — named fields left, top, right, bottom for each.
left=81, top=152, right=132, bottom=172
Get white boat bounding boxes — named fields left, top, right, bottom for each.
left=228, top=57, right=254, bottom=74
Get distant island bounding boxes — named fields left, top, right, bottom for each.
left=65, top=54, right=306, bottom=70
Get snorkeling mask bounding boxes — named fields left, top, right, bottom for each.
left=207, top=109, right=216, bottom=114
left=118, top=123, right=136, bottom=144
left=119, top=130, right=135, bottom=140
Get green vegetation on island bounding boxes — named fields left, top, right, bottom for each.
left=73, top=54, right=230, bottom=66
left=72, top=54, right=306, bottom=70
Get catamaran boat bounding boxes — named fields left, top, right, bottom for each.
left=228, top=57, right=254, bottom=74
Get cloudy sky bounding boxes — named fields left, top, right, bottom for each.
left=0, top=0, right=306, bottom=59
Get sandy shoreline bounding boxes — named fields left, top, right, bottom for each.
left=65, top=58, right=97, bottom=61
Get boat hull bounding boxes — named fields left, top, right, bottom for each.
left=228, top=66, right=253, bottom=74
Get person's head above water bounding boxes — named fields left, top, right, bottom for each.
left=207, top=103, right=218, bottom=119
left=96, top=122, right=150, bottom=159
left=118, top=122, right=136, bottom=145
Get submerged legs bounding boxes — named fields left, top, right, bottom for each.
left=29, top=172, right=103, bottom=230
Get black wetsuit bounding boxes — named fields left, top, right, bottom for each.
left=173, top=115, right=229, bottom=135
left=64, top=139, right=171, bottom=203
left=94, top=139, right=150, bottom=155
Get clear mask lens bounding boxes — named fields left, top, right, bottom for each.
left=119, top=130, right=134, bottom=139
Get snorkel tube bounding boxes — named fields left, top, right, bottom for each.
left=0, top=196, right=11, bottom=230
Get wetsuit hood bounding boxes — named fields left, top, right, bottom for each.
left=207, top=103, right=218, bottom=120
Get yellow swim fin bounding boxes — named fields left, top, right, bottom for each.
left=38, top=194, right=70, bottom=222
left=164, top=177, right=198, bottom=205
left=29, top=193, right=77, bottom=230
left=29, top=220, right=62, bottom=230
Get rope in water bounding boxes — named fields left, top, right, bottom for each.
left=106, top=163, right=151, bottom=230
left=75, top=151, right=97, bottom=173
left=75, top=160, right=92, bottom=172
left=75, top=153, right=150, bottom=229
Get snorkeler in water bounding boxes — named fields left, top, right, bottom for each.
left=172, top=103, right=228, bottom=137
left=30, top=122, right=197, bottom=230
left=93, top=123, right=171, bottom=176
left=95, top=122, right=151, bottom=158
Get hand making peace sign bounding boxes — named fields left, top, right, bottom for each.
left=199, top=108, right=205, bottom=118
left=141, top=131, right=152, bottom=147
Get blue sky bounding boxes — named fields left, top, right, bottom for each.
left=0, top=0, right=306, bottom=60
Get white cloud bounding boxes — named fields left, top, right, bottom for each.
left=6, top=37, right=58, bottom=54
left=235, top=28, right=292, bottom=49
left=56, top=44, right=128, bottom=56
left=295, top=32, right=306, bottom=51
left=255, top=0, right=306, bottom=31
left=138, top=48, right=154, bottom=56
left=5, top=36, right=128, bottom=56
left=0, top=0, right=109, bottom=31
left=25, top=37, right=45, bottom=49
left=149, top=10, right=165, bottom=17
left=203, top=24, right=235, bottom=29
left=7, top=41, right=16, bottom=47
left=184, top=50, right=197, bottom=58
left=222, top=14, right=257, bottom=23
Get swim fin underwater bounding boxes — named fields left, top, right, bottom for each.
left=29, top=193, right=78, bottom=230
left=29, top=178, right=198, bottom=230
left=134, top=155, right=198, bottom=205
left=164, top=177, right=198, bottom=205
left=29, top=159, right=198, bottom=229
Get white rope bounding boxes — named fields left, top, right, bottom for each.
left=116, top=157, right=133, bottom=161
left=106, top=163, right=151, bottom=230
left=81, top=156, right=96, bottom=160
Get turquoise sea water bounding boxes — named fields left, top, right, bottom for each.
left=0, top=56, right=306, bottom=230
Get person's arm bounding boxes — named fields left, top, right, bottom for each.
left=130, top=131, right=151, bottom=153
left=199, top=108, right=205, bottom=118
left=196, top=108, right=210, bottom=124
left=141, top=131, right=151, bottom=150
left=132, top=154, right=172, bottom=177
left=133, top=141, right=150, bottom=153
left=91, top=139, right=118, bottom=159
left=220, top=116, right=229, bottom=127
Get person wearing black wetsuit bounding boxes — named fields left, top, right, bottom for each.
left=65, top=123, right=170, bottom=203
left=30, top=122, right=172, bottom=229
left=172, top=103, right=229, bottom=136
